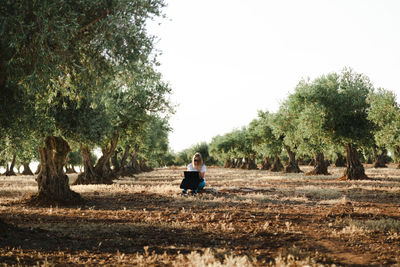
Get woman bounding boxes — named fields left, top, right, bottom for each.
left=182, top=152, right=206, bottom=195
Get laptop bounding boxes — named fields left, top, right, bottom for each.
left=180, top=171, right=201, bottom=190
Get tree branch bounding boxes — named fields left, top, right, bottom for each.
left=74, top=8, right=111, bottom=40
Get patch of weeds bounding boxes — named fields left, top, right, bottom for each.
left=276, top=246, right=317, bottom=266
left=296, top=187, right=342, bottom=201
left=354, top=218, right=400, bottom=233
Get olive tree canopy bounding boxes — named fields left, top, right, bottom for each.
left=1, top=0, right=169, bottom=204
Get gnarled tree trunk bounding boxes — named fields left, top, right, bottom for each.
left=261, top=156, right=272, bottom=170
left=74, top=134, right=119, bottom=185
left=340, top=143, right=368, bottom=180
left=5, top=154, right=16, bottom=176
left=119, top=147, right=141, bottom=177
left=120, top=145, right=130, bottom=169
left=73, top=145, right=96, bottom=184
left=32, top=136, right=82, bottom=205
left=306, top=152, right=329, bottom=175
left=127, top=151, right=140, bottom=174
left=236, top=158, right=243, bottom=169
left=284, top=146, right=302, bottom=173
left=247, top=155, right=258, bottom=170
left=73, top=144, right=113, bottom=185
left=271, top=155, right=284, bottom=172
left=224, top=158, right=232, bottom=168
left=115, top=145, right=133, bottom=177
left=22, top=162, right=34, bottom=175
left=94, top=134, right=119, bottom=181
left=373, top=147, right=387, bottom=168
left=335, top=153, right=346, bottom=167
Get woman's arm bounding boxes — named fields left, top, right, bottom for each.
left=199, top=164, right=206, bottom=179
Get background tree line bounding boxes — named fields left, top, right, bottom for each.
left=178, top=68, right=398, bottom=181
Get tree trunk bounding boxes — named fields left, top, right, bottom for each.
left=73, top=145, right=96, bottom=184
left=74, top=134, right=119, bottom=185
left=261, top=156, right=272, bottom=170
left=65, top=164, right=77, bottom=173
left=373, top=147, right=387, bottom=168
left=271, top=155, right=284, bottom=172
left=117, top=150, right=138, bottom=176
left=231, top=158, right=237, bottom=168
left=129, top=152, right=140, bottom=172
left=120, top=145, right=130, bottom=168
left=306, top=152, right=329, bottom=175
left=139, top=159, right=153, bottom=172
left=284, top=146, right=302, bottom=173
left=339, top=143, right=368, bottom=180
left=111, top=151, right=120, bottom=173
left=31, top=136, right=82, bottom=205
left=397, top=147, right=400, bottom=169
left=94, top=134, right=119, bottom=180
left=22, top=162, right=34, bottom=175
left=5, top=154, right=16, bottom=176
left=114, top=145, right=131, bottom=177
left=73, top=144, right=113, bottom=185
left=224, top=158, right=232, bottom=168
left=236, top=158, right=243, bottom=169
left=335, top=153, right=346, bottom=167
left=35, top=164, right=41, bottom=174
left=241, top=157, right=248, bottom=169
left=247, top=155, right=258, bottom=170
left=105, top=157, right=112, bottom=174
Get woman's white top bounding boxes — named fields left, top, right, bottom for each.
left=187, top=163, right=206, bottom=181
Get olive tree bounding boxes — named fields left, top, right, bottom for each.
left=286, top=76, right=340, bottom=175
left=209, top=134, right=235, bottom=167
left=248, top=111, right=283, bottom=171
left=299, top=68, right=374, bottom=180
left=367, top=88, right=400, bottom=167
left=271, top=101, right=302, bottom=173
left=1, top=0, right=168, bottom=204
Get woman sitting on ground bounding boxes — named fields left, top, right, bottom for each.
left=182, top=152, right=206, bottom=195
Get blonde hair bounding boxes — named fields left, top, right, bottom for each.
left=192, top=152, right=203, bottom=168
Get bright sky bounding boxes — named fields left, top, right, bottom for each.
left=150, top=0, right=400, bottom=153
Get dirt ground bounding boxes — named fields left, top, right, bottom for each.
left=1, top=165, right=400, bottom=266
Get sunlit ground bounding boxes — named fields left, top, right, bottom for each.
left=1, top=165, right=400, bottom=266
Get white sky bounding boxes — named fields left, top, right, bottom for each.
left=150, top=0, right=400, bottom=152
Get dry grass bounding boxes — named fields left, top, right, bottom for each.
left=1, top=165, right=400, bottom=266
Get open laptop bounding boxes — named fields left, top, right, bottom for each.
left=180, top=171, right=201, bottom=190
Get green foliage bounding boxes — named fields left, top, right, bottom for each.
left=271, top=100, right=298, bottom=151
left=207, top=68, right=386, bottom=169
left=1, top=0, right=174, bottom=176
left=284, top=76, right=335, bottom=159
left=174, top=150, right=191, bottom=166
left=367, top=88, right=400, bottom=151
left=172, top=142, right=217, bottom=167
left=189, top=142, right=217, bottom=166
left=249, top=110, right=282, bottom=157
left=137, top=115, right=173, bottom=168
left=292, top=68, right=374, bottom=147
left=1, top=0, right=169, bottom=143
